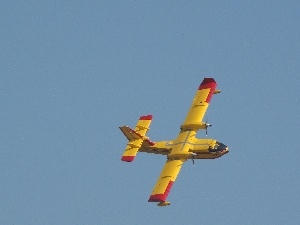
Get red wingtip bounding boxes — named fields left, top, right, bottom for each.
left=121, top=156, right=135, bottom=162
left=148, top=194, right=165, bottom=202
left=198, top=78, right=217, bottom=103
left=198, top=78, right=216, bottom=90
left=139, top=115, right=153, bottom=120
left=148, top=181, right=174, bottom=202
left=202, top=77, right=215, bottom=84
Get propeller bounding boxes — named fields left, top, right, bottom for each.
left=204, top=120, right=212, bottom=136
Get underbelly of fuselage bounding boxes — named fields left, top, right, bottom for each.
left=167, top=149, right=229, bottom=160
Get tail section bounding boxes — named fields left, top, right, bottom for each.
left=119, top=126, right=144, bottom=162
left=120, top=115, right=153, bottom=162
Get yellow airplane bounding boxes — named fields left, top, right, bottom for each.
left=119, top=78, right=229, bottom=206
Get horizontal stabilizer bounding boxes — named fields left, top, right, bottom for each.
left=135, top=115, right=152, bottom=136
left=120, top=115, right=153, bottom=162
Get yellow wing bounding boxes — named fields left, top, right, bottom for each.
left=148, top=158, right=186, bottom=204
left=181, top=78, right=218, bottom=130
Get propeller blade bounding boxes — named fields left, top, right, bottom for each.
left=205, top=120, right=212, bottom=136
left=191, top=153, right=196, bottom=166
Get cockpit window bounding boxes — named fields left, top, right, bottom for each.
left=211, top=142, right=227, bottom=152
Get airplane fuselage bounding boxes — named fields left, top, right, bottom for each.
left=165, top=129, right=229, bottom=160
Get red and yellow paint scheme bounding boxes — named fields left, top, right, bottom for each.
left=119, top=78, right=229, bottom=206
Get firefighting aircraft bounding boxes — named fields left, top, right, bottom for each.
left=119, top=78, right=229, bottom=206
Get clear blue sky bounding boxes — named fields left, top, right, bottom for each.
left=1, top=1, right=299, bottom=224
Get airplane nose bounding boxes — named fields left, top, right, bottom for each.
left=210, top=142, right=228, bottom=153
left=217, top=144, right=227, bottom=152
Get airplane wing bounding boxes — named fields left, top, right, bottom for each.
left=181, top=78, right=217, bottom=130
left=148, top=158, right=186, bottom=205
